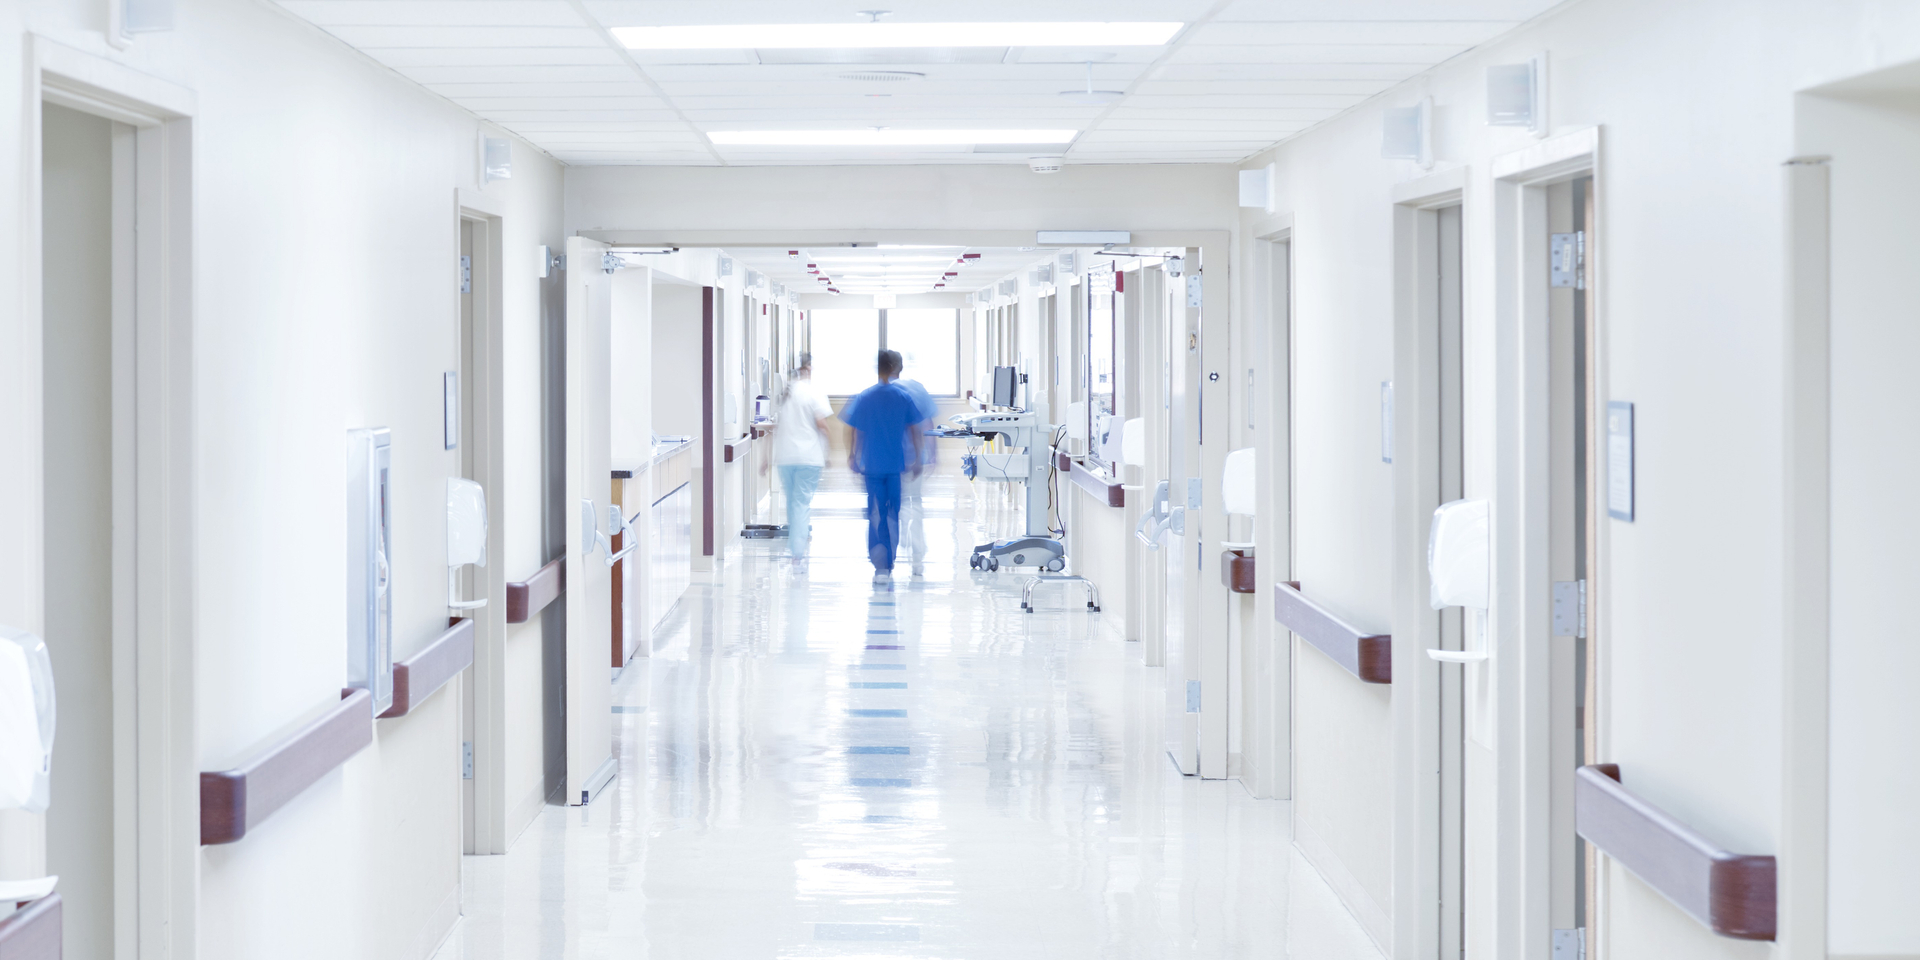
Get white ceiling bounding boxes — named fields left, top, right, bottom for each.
left=712, top=245, right=1057, bottom=297
left=273, top=0, right=1564, bottom=165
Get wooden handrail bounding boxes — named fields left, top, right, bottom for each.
left=1221, top=550, right=1255, bottom=594
left=0, top=894, right=60, bottom=958
left=1575, top=764, right=1776, bottom=940
left=722, top=435, right=751, bottom=463
left=201, top=689, right=374, bottom=845
left=379, top=619, right=475, bottom=719
left=1056, top=452, right=1126, bottom=507
left=1273, top=581, right=1391, bottom=683
left=505, top=557, right=564, bottom=624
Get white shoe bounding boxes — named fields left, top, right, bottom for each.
left=911, top=564, right=926, bottom=578
left=873, top=571, right=892, bottom=585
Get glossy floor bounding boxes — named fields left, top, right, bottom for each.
left=436, top=470, right=1385, bottom=959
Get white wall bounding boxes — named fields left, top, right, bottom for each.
left=1231, top=0, right=1920, bottom=955
left=1, top=0, right=567, bottom=956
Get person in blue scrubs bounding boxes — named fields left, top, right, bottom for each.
left=841, top=350, right=924, bottom=583
left=893, top=374, right=939, bottom=577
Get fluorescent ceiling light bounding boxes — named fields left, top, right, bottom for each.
left=812, top=256, right=958, bottom=263
left=710, top=129, right=1076, bottom=147
left=613, top=22, right=1181, bottom=50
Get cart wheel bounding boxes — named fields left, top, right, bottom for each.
left=986, top=558, right=999, bottom=572
left=1045, top=558, right=1065, bottom=573
left=1091, top=605, right=1101, bottom=612
left=969, top=555, right=981, bottom=570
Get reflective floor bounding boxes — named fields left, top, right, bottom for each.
left=437, top=469, right=1385, bottom=959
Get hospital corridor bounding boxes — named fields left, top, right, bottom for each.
left=442, top=469, right=1376, bottom=958
left=3, top=2, right=1919, bottom=960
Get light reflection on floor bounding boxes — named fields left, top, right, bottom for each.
left=438, top=469, right=1385, bottom=959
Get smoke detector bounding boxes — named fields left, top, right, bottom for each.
left=1029, top=156, right=1065, bottom=174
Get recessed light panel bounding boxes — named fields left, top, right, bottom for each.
left=710, top=130, right=1077, bottom=146
left=612, top=22, right=1182, bottom=50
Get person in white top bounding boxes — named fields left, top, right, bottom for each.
left=771, top=354, right=833, bottom=564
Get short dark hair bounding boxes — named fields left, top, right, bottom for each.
left=877, top=349, right=903, bottom=376
left=797, top=352, right=812, bottom=370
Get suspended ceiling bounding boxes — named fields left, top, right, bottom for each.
left=273, top=0, right=1565, bottom=166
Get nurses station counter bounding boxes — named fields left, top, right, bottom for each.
left=611, top=437, right=695, bottom=666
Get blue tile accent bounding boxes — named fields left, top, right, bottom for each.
left=850, top=778, right=912, bottom=788
left=814, top=923, right=919, bottom=942
left=868, top=601, right=896, bottom=606
left=848, top=746, right=910, bottom=755
left=865, top=644, right=903, bottom=650
left=866, top=629, right=901, bottom=634
left=853, top=664, right=906, bottom=670
left=850, top=682, right=907, bottom=689
left=611, top=705, right=645, bottom=713
left=848, top=708, right=907, bottom=718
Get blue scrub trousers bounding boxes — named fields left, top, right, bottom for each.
left=777, top=464, right=821, bottom=558
left=864, top=472, right=903, bottom=572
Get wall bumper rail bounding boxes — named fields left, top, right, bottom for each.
left=380, top=618, right=475, bottom=719
left=1221, top=550, right=1255, bottom=593
left=0, top=894, right=60, bottom=959
left=200, top=689, right=374, bottom=845
left=1057, top=452, right=1126, bottom=507
left=722, top=435, right=752, bottom=463
left=505, top=557, right=564, bottom=624
left=1273, top=581, right=1391, bottom=683
left=1574, top=764, right=1776, bottom=941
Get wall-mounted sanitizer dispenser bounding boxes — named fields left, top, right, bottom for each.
left=447, top=478, right=488, bottom=611
left=348, top=428, right=394, bottom=716
left=1427, top=498, right=1492, bottom=665
left=0, top=627, right=60, bottom=902
left=0, top=627, right=55, bottom=813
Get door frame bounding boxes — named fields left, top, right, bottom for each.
left=14, top=36, right=198, bottom=959
left=1244, top=221, right=1294, bottom=802
left=454, top=191, right=510, bottom=853
left=1389, top=165, right=1467, bottom=960
left=1488, top=127, right=1605, bottom=960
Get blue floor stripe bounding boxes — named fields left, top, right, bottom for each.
left=850, top=682, right=907, bottom=689
left=848, top=746, right=910, bottom=755
left=866, top=644, right=903, bottom=650
left=866, top=629, right=901, bottom=634
left=850, top=778, right=912, bottom=788
left=815, top=923, right=919, bottom=942
left=848, top=708, right=907, bottom=718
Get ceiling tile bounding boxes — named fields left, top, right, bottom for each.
left=1215, top=0, right=1562, bottom=21
left=1164, top=42, right=1471, bottom=64
left=275, top=1, right=581, bottom=27
left=322, top=25, right=608, bottom=48
left=1184, top=20, right=1518, bottom=45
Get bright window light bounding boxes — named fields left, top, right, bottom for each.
left=709, top=129, right=1076, bottom=147
left=613, top=22, right=1182, bottom=50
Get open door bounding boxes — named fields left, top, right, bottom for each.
left=563, top=236, right=615, bottom=805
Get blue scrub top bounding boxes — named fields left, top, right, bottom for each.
left=840, top=381, right=921, bottom=475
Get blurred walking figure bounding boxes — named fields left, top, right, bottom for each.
left=894, top=372, right=939, bottom=577
left=771, top=354, right=832, bottom=570
left=841, top=349, right=923, bottom=584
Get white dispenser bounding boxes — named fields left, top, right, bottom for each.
left=447, top=477, right=488, bottom=611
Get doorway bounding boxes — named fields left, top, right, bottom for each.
left=456, top=208, right=509, bottom=854
left=27, top=51, right=197, bottom=959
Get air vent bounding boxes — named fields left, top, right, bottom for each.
left=837, top=70, right=925, bottom=82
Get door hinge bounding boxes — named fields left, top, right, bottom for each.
left=1186, top=272, right=1203, bottom=308
left=462, top=741, right=474, bottom=780
left=602, top=252, right=623, bottom=274
left=1552, top=580, right=1587, bottom=638
left=1550, top=231, right=1586, bottom=289
left=1552, top=927, right=1585, bottom=960
left=459, top=254, right=472, bottom=294
left=1186, top=680, right=1202, bottom=713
